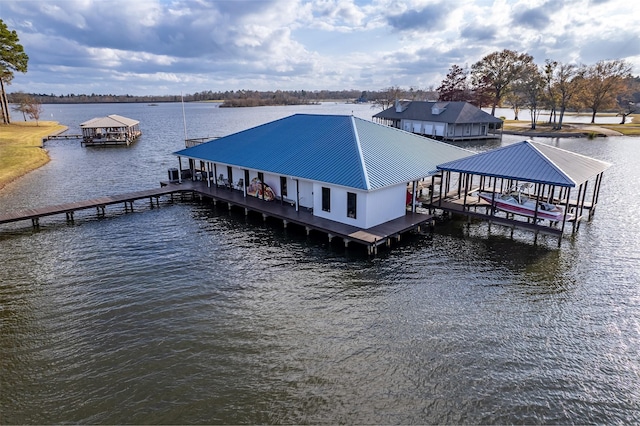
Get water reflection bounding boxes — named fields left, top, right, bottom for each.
left=1, top=104, right=639, bottom=424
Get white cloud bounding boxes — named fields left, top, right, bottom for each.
left=2, top=0, right=638, bottom=95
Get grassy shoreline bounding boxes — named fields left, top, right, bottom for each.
left=0, top=121, right=67, bottom=192
left=502, top=114, right=640, bottom=137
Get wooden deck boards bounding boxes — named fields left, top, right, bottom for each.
left=171, top=180, right=432, bottom=247
left=0, top=187, right=185, bottom=225
left=1, top=180, right=432, bottom=252
left=426, top=195, right=567, bottom=237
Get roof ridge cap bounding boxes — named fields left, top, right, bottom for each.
left=526, top=140, right=577, bottom=186
left=351, top=116, right=371, bottom=190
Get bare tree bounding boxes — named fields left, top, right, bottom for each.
left=503, top=88, right=523, bottom=120
left=23, top=95, right=43, bottom=125
left=552, top=62, right=580, bottom=130
left=543, top=60, right=559, bottom=125
left=514, top=64, right=546, bottom=129
left=577, top=59, right=633, bottom=123
left=10, top=91, right=29, bottom=120
left=471, top=49, right=535, bottom=116
left=371, top=86, right=405, bottom=111
left=616, top=76, right=640, bottom=124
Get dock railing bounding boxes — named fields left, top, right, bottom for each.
left=185, top=136, right=220, bottom=148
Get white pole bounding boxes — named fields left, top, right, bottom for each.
left=181, top=92, right=188, bottom=144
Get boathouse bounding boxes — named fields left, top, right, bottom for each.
left=172, top=114, right=473, bottom=252
left=373, top=101, right=503, bottom=141
left=79, top=114, right=141, bottom=146
left=430, top=140, right=611, bottom=245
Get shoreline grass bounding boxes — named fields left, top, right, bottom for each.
left=502, top=114, right=640, bottom=137
left=0, top=121, right=67, bottom=191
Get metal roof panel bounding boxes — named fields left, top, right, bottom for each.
left=176, top=114, right=474, bottom=191
left=80, top=114, right=139, bottom=128
left=437, top=140, right=611, bottom=187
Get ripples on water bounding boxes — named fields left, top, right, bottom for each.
left=1, top=104, right=639, bottom=424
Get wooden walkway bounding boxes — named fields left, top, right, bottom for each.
left=1, top=181, right=432, bottom=254
left=425, top=189, right=589, bottom=248
left=170, top=180, right=433, bottom=254
left=0, top=187, right=189, bottom=227
left=42, top=134, right=83, bottom=144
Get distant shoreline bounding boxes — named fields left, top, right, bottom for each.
left=501, top=121, right=632, bottom=138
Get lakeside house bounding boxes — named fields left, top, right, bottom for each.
left=373, top=101, right=503, bottom=141
left=173, top=114, right=473, bottom=231
left=79, top=114, right=141, bottom=146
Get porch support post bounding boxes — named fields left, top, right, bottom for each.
left=177, top=156, right=183, bottom=183
left=412, top=180, right=417, bottom=213
left=295, top=179, right=299, bottom=212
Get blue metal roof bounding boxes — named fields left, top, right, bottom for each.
left=175, top=114, right=473, bottom=191
left=436, top=140, right=611, bottom=187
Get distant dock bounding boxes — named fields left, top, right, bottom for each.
left=42, top=134, right=83, bottom=145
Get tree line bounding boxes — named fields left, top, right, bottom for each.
left=6, top=89, right=374, bottom=106
left=435, top=49, right=639, bottom=128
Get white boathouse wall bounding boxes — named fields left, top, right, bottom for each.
left=204, top=162, right=409, bottom=229
left=362, top=185, right=407, bottom=229
left=312, top=182, right=406, bottom=229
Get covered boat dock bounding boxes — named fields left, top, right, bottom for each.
left=427, top=140, right=611, bottom=246
left=80, top=114, right=142, bottom=146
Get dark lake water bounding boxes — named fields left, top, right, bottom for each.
left=1, top=102, right=639, bottom=424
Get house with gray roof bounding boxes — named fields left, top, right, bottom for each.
left=174, top=114, right=473, bottom=230
left=373, top=101, right=503, bottom=141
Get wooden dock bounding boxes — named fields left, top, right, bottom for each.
left=424, top=188, right=590, bottom=247
left=42, top=134, right=83, bottom=145
left=0, top=181, right=432, bottom=255
left=0, top=187, right=189, bottom=228
left=168, top=180, right=433, bottom=254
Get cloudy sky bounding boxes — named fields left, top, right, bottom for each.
left=3, top=0, right=639, bottom=96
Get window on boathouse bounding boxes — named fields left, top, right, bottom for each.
left=347, top=192, right=357, bottom=219
left=280, top=176, right=287, bottom=197
left=227, top=166, right=233, bottom=184
left=322, top=187, right=331, bottom=212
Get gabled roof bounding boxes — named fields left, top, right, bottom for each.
left=175, top=114, right=473, bottom=191
left=80, top=114, right=139, bottom=128
left=373, top=101, right=503, bottom=124
left=437, top=140, right=611, bottom=187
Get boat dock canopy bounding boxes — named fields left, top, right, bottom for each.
left=79, top=114, right=141, bottom=146
left=436, top=140, right=611, bottom=187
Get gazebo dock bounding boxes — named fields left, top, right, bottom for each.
left=80, top=114, right=142, bottom=146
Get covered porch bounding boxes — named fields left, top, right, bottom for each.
left=161, top=178, right=433, bottom=255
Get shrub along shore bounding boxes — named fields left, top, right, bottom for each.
left=0, top=121, right=67, bottom=191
